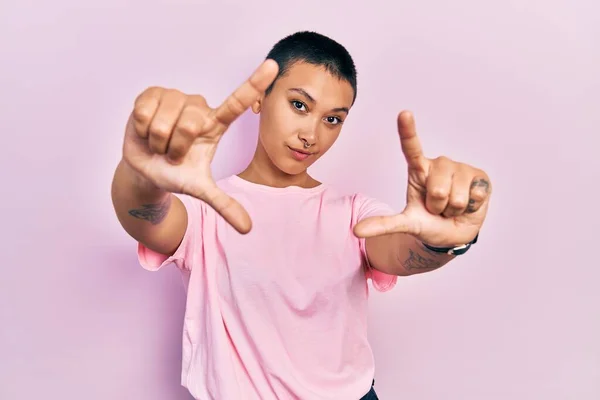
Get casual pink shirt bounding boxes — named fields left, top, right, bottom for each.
left=137, top=175, right=398, bottom=400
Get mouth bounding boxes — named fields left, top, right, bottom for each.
left=287, top=145, right=314, bottom=161
left=288, top=146, right=312, bottom=155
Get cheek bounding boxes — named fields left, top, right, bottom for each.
left=258, top=110, right=284, bottom=143
left=261, top=102, right=293, bottom=132
left=317, top=128, right=341, bottom=153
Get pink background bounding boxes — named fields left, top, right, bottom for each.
left=1, top=0, right=599, bottom=399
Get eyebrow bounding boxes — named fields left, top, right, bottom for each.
left=288, top=88, right=349, bottom=114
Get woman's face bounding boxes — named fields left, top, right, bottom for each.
left=252, top=61, right=355, bottom=176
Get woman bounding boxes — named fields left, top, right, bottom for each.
left=111, top=31, right=491, bottom=400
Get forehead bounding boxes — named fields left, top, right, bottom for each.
left=273, top=61, right=354, bottom=107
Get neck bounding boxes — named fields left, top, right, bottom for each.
left=238, top=142, right=320, bottom=189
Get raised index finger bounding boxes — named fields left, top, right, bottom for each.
left=397, top=110, right=426, bottom=169
left=213, top=59, right=279, bottom=126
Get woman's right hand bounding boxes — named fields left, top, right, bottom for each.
left=122, top=59, right=279, bottom=234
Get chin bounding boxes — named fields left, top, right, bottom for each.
left=269, top=151, right=314, bottom=175
left=263, top=144, right=315, bottom=176
left=276, top=160, right=308, bottom=176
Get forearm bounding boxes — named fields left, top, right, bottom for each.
left=394, top=234, right=456, bottom=275
left=111, top=159, right=173, bottom=240
left=366, top=233, right=456, bottom=276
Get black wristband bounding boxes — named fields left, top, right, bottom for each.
left=422, top=233, right=479, bottom=255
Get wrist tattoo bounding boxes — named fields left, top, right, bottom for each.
left=402, top=244, right=444, bottom=271
left=128, top=195, right=171, bottom=225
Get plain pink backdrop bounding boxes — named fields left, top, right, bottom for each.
left=1, top=0, right=599, bottom=399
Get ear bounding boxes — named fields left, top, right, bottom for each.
left=251, top=96, right=262, bottom=114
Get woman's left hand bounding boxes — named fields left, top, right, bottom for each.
left=354, top=111, right=492, bottom=247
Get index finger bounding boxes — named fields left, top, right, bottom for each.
left=213, top=59, right=279, bottom=126
left=397, top=110, right=426, bottom=169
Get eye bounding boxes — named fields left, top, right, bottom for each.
left=324, top=116, right=343, bottom=125
left=291, top=100, right=307, bottom=112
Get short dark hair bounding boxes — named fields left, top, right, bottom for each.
left=264, top=31, right=358, bottom=104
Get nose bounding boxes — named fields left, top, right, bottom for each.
left=298, top=131, right=316, bottom=148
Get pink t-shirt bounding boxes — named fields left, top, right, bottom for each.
left=137, top=175, right=398, bottom=400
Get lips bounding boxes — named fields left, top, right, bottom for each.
left=288, top=146, right=312, bottom=155
left=287, top=146, right=313, bottom=161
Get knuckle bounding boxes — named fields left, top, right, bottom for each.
left=225, top=94, right=246, bottom=116
left=133, top=88, right=163, bottom=122
left=203, top=116, right=217, bottom=132
left=474, top=168, right=487, bottom=178
left=133, top=121, right=147, bottom=137
left=188, top=94, right=208, bottom=107
left=449, top=197, right=468, bottom=209
left=135, top=86, right=161, bottom=103
left=177, top=116, right=203, bottom=136
left=429, top=187, right=449, bottom=199
left=132, top=104, right=153, bottom=123
left=145, top=85, right=163, bottom=93
left=164, top=88, right=184, bottom=100
left=137, top=86, right=162, bottom=100
left=150, top=121, right=171, bottom=138
left=435, top=155, right=452, bottom=164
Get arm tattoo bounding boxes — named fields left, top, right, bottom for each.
left=402, top=245, right=444, bottom=271
left=128, top=195, right=171, bottom=225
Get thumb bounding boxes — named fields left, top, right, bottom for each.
left=353, top=211, right=420, bottom=238
left=192, top=183, right=253, bottom=234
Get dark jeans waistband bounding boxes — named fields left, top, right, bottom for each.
left=359, top=379, right=378, bottom=400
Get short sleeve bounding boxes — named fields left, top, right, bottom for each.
left=355, top=194, right=399, bottom=292
left=137, top=194, right=201, bottom=272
